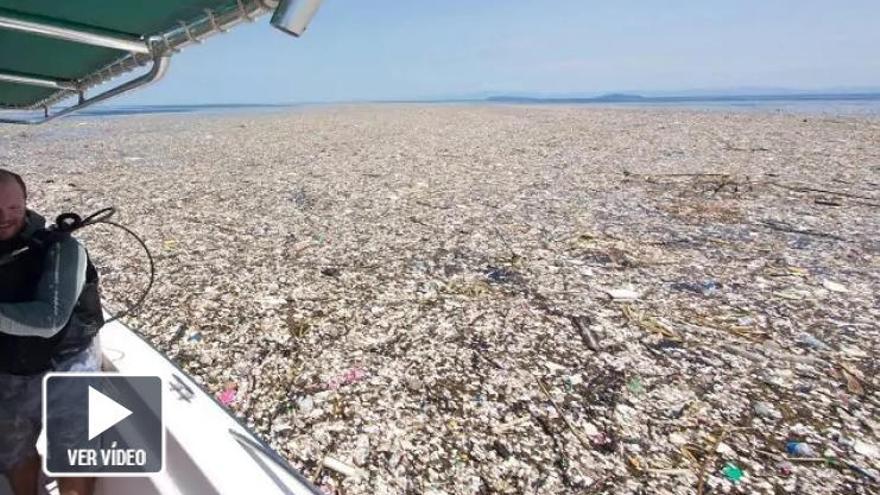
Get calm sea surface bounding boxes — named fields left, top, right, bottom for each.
left=4, top=95, right=880, bottom=121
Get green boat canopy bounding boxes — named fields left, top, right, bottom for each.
left=0, top=0, right=321, bottom=123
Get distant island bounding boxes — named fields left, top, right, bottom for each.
left=485, top=92, right=880, bottom=104
left=45, top=91, right=880, bottom=118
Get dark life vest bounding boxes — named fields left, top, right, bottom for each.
left=0, top=234, right=104, bottom=375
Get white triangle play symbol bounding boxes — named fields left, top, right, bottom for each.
left=88, top=386, right=133, bottom=441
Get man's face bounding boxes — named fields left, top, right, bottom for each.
left=0, top=180, right=27, bottom=241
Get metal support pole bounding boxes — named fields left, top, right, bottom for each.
left=0, top=56, right=170, bottom=125
left=0, top=8, right=150, bottom=53
left=0, top=70, right=78, bottom=91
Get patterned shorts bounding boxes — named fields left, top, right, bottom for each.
left=0, top=340, right=102, bottom=471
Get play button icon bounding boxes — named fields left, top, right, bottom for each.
left=88, top=386, right=133, bottom=441
left=42, top=373, right=164, bottom=476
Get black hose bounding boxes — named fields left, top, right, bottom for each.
left=52, top=208, right=155, bottom=323
left=95, top=218, right=155, bottom=324
left=80, top=207, right=116, bottom=226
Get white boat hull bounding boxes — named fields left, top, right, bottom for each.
left=1, top=318, right=319, bottom=495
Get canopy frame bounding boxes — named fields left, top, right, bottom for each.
left=0, top=0, right=313, bottom=124
left=0, top=55, right=170, bottom=125
left=0, top=8, right=152, bottom=54
left=0, top=70, right=79, bottom=91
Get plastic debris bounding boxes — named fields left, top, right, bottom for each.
left=774, top=287, right=810, bottom=300
left=721, top=463, right=744, bottom=482
left=736, top=316, right=756, bottom=326
left=779, top=461, right=794, bottom=476
left=846, top=462, right=880, bottom=482
left=606, top=288, right=639, bottom=301
left=568, top=314, right=599, bottom=351
left=590, top=432, right=614, bottom=452
left=320, top=267, right=341, bottom=277
left=821, top=279, right=849, bottom=293
left=322, top=456, right=364, bottom=480
left=326, top=368, right=368, bottom=390
left=404, top=376, right=423, bottom=391
left=14, top=106, right=880, bottom=494
left=217, top=387, right=237, bottom=406
left=839, top=344, right=869, bottom=358
left=668, top=432, right=688, bottom=446
left=853, top=440, right=879, bottom=459
left=670, top=280, right=720, bottom=295
left=296, top=396, right=314, bottom=415
left=797, top=332, right=830, bottom=351
left=716, top=442, right=736, bottom=457
left=627, top=376, right=645, bottom=395
left=786, top=441, right=816, bottom=457
left=484, top=265, right=516, bottom=284
left=564, top=374, right=583, bottom=387
left=840, top=365, right=866, bottom=395
left=753, top=401, right=779, bottom=419
left=582, top=422, right=600, bottom=437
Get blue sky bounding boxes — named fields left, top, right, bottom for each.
left=119, top=0, right=880, bottom=105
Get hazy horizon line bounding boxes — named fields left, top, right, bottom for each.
left=83, top=87, right=880, bottom=108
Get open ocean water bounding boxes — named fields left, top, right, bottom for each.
left=75, top=94, right=880, bottom=117
left=482, top=93, right=880, bottom=116
left=589, top=98, right=880, bottom=115
left=3, top=94, right=880, bottom=121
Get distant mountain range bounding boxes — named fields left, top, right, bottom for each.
left=484, top=91, right=880, bottom=104
left=44, top=87, right=880, bottom=117
left=444, top=86, right=880, bottom=100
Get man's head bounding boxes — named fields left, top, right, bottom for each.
left=0, top=169, right=27, bottom=241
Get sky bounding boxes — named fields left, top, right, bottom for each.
left=117, top=0, right=880, bottom=105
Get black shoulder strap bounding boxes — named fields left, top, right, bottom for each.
left=0, top=228, right=72, bottom=268
left=84, top=252, right=100, bottom=283
left=26, top=227, right=70, bottom=252
left=0, top=245, right=30, bottom=268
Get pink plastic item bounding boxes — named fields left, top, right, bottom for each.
left=326, top=368, right=367, bottom=390
left=218, top=387, right=237, bottom=406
